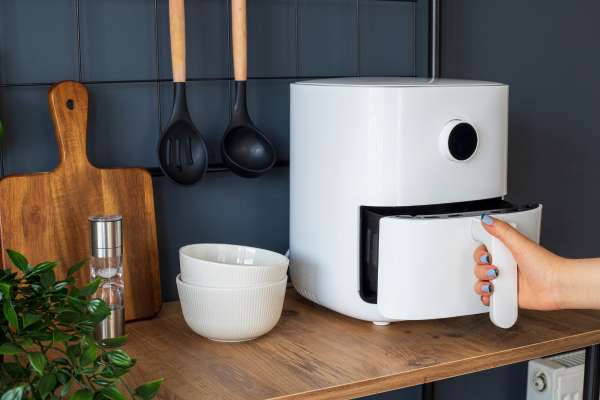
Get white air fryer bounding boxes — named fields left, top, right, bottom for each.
left=289, top=77, right=542, bottom=328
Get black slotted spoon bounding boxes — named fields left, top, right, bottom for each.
left=158, top=0, right=208, bottom=185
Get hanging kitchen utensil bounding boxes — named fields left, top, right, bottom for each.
left=0, top=81, right=162, bottom=321
left=158, top=0, right=208, bottom=185
left=221, top=0, right=276, bottom=178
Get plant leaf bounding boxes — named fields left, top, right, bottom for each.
left=56, top=368, right=71, bottom=384
left=6, top=249, right=29, bottom=273
left=75, top=277, right=102, bottom=298
left=25, top=261, right=57, bottom=278
left=67, top=343, right=81, bottom=362
left=100, top=365, right=129, bottom=379
left=92, top=378, right=112, bottom=387
left=37, top=373, right=57, bottom=399
left=98, top=335, right=127, bottom=348
left=134, top=379, right=164, bottom=400
left=0, top=120, right=5, bottom=143
left=99, top=385, right=125, bottom=400
left=1, top=385, right=26, bottom=400
left=0, top=282, right=10, bottom=298
left=27, top=351, right=47, bottom=375
left=53, top=358, right=70, bottom=367
left=2, top=362, right=26, bottom=379
left=59, top=379, right=72, bottom=397
left=67, top=259, right=88, bottom=278
left=69, top=389, right=92, bottom=400
left=0, top=342, right=22, bottom=355
left=18, top=337, right=33, bottom=348
left=40, top=269, right=57, bottom=288
left=80, top=339, right=97, bottom=366
left=23, top=313, right=42, bottom=328
left=105, top=350, right=133, bottom=368
left=87, top=299, right=111, bottom=322
left=52, top=281, right=69, bottom=291
left=3, top=299, right=18, bottom=329
left=57, top=310, right=81, bottom=324
left=52, top=329, right=72, bottom=343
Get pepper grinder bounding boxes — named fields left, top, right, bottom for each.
left=89, top=215, right=124, bottom=340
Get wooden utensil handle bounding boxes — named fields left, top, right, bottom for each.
left=231, top=0, right=248, bottom=81
left=48, top=81, right=90, bottom=169
left=169, top=0, right=187, bottom=83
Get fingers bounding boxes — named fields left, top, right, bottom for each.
left=474, top=264, right=499, bottom=281
left=473, top=245, right=489, bottom=264
left=481, top=295, right=490, bottom=306
left=480, top=214, right=538, bottom=257
left=474, top=280, right=494, bottom=296
left=473, top=244, right=496, bottom=307
left=474, top=244, right=498, bottom=280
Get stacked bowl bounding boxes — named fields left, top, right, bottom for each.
left=176, top=243, right=289, bottom=342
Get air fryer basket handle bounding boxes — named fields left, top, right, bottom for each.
left=471, top=219, right=519, bottom=329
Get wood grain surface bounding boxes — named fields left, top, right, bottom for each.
left=0, top=81, right=162, bottom=321
left=123, top=289, right=600, bottom=400
left=231, top=0, right=248, bottom=81
left=169, top=0, right=187, bottom=83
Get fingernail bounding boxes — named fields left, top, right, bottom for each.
left=482, top=284, right=494, bottom=293
left=481, top=214, right=494, bottom=225
left=480, top=254, right=490, bottom=264
left=481, top=296, right=489, bottom=307
left=486, top=268, right=499, bottom=279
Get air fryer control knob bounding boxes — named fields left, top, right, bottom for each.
left=439, top=120, right=479, bottom=162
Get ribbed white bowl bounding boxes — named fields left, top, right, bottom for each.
left=179, top=244, right=289, bottom=287
left=176, top=274, right=287, bottom=342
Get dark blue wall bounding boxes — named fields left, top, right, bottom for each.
left=0, top=0, right=426, bottom=303
left=442, top=0, right=600, bottom=259
left=3, top=1, right=591, bottom=399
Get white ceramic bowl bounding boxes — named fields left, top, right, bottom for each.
left=179, top=243, right=289, bottom=287
left=176, top=274, right=287, bottom=342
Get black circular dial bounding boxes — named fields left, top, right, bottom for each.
left=447, top=122, right=478, bottom=161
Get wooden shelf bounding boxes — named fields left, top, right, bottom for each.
left=123, top=289, right=600, bottom=400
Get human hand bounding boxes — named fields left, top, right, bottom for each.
left=473, top=215, right=563, bottom=311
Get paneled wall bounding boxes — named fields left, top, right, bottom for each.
left=442, top=0, right=600, bottom=260
left=3, top=1, right=578, bottom=400
left=0, top=0, right=427, bottom=304
left=438, top=1, right=600, bottom=400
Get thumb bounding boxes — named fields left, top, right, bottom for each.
left=480, top=214, right=538, bottom=258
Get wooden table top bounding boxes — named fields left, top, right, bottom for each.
left=123, top=289, right=600, bottom=400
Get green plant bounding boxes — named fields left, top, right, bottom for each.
left=0, top=250, right=163, bottom=400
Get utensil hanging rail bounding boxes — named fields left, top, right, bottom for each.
left=147, top=160, right=289, bottom=177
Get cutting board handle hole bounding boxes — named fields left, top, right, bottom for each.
left=66, top=99, right=75, bottom=110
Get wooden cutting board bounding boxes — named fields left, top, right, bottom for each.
left=0, top=81, right=162, bottom=321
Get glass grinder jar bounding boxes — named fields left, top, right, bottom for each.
left=89, top=215, right=124, bottom=340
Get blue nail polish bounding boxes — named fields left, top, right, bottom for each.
left=482, top=284, right=493, bottom=293
left=481, top=214, right=494, bottom=225
left=480, top=254, right=490, bottom=264
left=486, top=268, right=498, bottom=279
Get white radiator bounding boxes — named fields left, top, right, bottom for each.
left=527, top=351, right=597, bottom=400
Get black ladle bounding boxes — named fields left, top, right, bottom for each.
left=158, top=0, right=208, bottom=185
left=222, top=0, right=276, bottom=178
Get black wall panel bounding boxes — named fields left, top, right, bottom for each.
left=0, top=1, right=77, bottom=84
left=0, top=0, right=424, bottom=297
left=437, top=1, right=600, bottom=400
left=442, top=0, right=600, bottom=260
left=0, top=0, right=558, bottom=399
left=80, top=0, right=158, bottom=81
